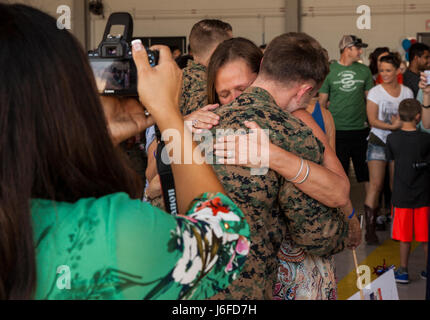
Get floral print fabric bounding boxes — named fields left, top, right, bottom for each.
left=32, top=192, right=250, bottom=300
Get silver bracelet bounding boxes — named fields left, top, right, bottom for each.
left=287, top=158, right=304, bottom=182
left=296, top=160, right=310, bottom=185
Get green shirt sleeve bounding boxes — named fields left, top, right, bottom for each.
left=114, top=192, right=250, bottom=300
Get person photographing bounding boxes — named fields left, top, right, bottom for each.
left=0, top=4, right=250, bottom=300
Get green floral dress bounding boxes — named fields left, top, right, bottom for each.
left=31, top=192, right=250, bottom=300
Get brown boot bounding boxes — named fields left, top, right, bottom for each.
left=364, top=205, right=379, bottom=245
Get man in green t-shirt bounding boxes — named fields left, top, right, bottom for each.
left=319, top=35, right=375, bottom=242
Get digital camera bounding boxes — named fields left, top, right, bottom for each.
left=88, top=12, right=159, bottom=96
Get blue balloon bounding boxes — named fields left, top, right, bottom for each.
left=406, top=52, right=410, bottom=62
left=402, top=39, right=411, bottom=51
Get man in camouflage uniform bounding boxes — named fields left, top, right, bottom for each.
left=208, top=92, right=348, bottom=300
left=180, top=59, right=208, bottom=116
left=179, top=19, right=232, bottom=116
left=206, top=34, right=349, bottom=300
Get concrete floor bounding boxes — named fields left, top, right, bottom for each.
left=334, top=174, right=427, bottom=300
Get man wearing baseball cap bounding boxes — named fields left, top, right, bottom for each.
left=319, top=35, right=376, bottom=244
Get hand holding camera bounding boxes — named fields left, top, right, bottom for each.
left=89, top=13, right=159, bottom=97
left=132, top=43, right=183, bottom=124
left=92, top=13, right=183, bottom=144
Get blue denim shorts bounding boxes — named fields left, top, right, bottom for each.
left=366, top=143, right=388, bottom=162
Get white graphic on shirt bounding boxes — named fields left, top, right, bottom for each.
left=380, top=102, right=397, bottom=125
left=334, top=71, right=365, bottom=92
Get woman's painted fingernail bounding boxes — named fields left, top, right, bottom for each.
left=131, top=39, right=144, bottom=51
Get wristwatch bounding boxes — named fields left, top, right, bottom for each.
left=423, top=104, right=430, bottom=109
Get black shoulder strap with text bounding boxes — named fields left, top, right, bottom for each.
left=155, top=126, right=179, bottom=215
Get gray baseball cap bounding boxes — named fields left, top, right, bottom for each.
left=339, top=35, right=368, bottom=50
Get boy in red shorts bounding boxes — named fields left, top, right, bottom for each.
left=387, top=99, right=430, bottom=284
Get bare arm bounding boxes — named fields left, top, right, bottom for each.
left=134, top=44, right=225, bottom=214
left=321, top=107, right=336, bottom=151
left=319, top=93, right=329, bottom=109
left=289, top=109, right=350, bottom=207
left=268, top=143, right=349, bottom=208
left=145, top=141, right=162, bottom=200
left=145, top=140, right=158, bottom=182
left=294, top=110, right=361, bottom=249
left=367, top=100, right=402, bottom=131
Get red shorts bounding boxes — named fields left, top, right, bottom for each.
left=391, top=206, right=429, bottom=242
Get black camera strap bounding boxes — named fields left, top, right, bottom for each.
left=155, top=126, right=179, bottom=216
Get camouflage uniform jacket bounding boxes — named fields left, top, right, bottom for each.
left=150, top=87, right=349, bottom=300
left=179, top=60, right=208, bottom=116
left=208, top=87, right=348, bottom=300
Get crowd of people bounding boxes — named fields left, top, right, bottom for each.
left=1, top=3, right=430, bottom=300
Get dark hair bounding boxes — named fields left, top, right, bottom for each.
left=379, top=53, right=401, bottom=69
left=176, top=54, right=193, bottom=69
left=189, top=19, right=232, bottom=59
left=0, top=4, right=143, bottom=299
left=409, top=42, right=430, bottom=62
left=368, top=47, right=390, bottom=75
left=260, top=32, right=329, bottom=87
left=207, top=37, right=263, bottom=104
left=170, top=45, right=181, bottom=53
left=399, top=99, right=422, bottom=122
